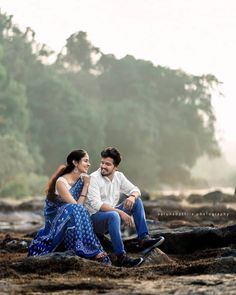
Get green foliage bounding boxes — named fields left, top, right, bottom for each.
left=1, top=174, right=30, bottom=198
left=57, top=31, right=100, bottom=72
left=27, top=173, right=48, bottom=196
left=96, top=55, right=220, bottom=186
left=0, top=135, right=34, bottom=195
left=0, top=77, right=28, bottom=137
left=0, top=173, right=48, bottom=198
left=0, top=11, right=222, bottom=196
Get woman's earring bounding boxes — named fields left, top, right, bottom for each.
left=73, top=166, right=79, bottom=173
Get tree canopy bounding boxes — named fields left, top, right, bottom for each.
left=0, top=11, right=221, bottom=196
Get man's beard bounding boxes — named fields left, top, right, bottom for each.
left=101, top=168, right=111, bottom=176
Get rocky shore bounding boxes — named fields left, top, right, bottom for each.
left=1, top=189, right=236, bottom=294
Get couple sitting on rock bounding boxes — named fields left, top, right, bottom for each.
left=28, top=147, right=165, bottom=267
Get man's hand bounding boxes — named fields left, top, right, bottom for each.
left=123, top=196, right=135, bottom=210
left=119, top=211, right=134, bottom=227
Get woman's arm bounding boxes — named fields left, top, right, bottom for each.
left=77, top=174, right=90, bottom=204
left=56, top=181, right=77, bottom=204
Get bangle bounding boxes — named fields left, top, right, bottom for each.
left=80, top=194, right=87, bottom=198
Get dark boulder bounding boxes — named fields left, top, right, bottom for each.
left=187, top=194, right=204, bottom=204
left=0, top=234, right=30, bottom=252
left=119, top=224, right=236, bottom=255
left=0, top=201, right=15, bottom=212
left=187, top=191, right=236, bottom=204
left=17, top=197, right=44, bottom=212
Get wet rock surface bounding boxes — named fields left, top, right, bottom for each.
left=120, top=224, right=236, bottom=256
left=1, top=190, right=236, bottom=294
left=188, top=190, right=236, bottom=204
left=0, top=197, right=44, bottom=213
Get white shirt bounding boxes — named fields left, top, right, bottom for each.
left=85, top=168, right=141, bottom=215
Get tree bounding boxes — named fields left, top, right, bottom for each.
left=0, top=12, right=222, bottom=189
left=96, top=54, right=220, bottom=187
left=57, top=31, right=100, bottom=72
left=0, top=135, right=34, bottom=195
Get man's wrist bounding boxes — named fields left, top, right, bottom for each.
left=129, top=194, right=137, bottom=200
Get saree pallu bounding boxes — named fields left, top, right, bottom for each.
left=28, top=177, right=109, bottom=261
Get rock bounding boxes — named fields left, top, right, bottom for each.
left=187, top=191, right=236, bottom=204
left=5, top=240, right=28, bottom=251
left=19, top=253, right=85, bottom=274
left=167, top=220, right=200, bottom=228
left=158, top=194, right=183, bottom=202
left=208, top=257, right=236, bottom=274
left=0, top=211, right=43, bottom=232
left=39, top=250, right=77, bottom=257
left=17, top=197, right=44, bottom=212
left=221, top=194, right=236, bottom=203
left=202, top=190, right=236, bottom=204
left=17, top=252, right=115, bottom=275
left=187, top=194, right=204, bottom=204
left=143, top=248, right=175, bottom=265
left=119, top=224, right=236, bottom=255
left=0, top=198, right=45, bottom=213
left=203, top=190, right=223, bottom=203
left=158, top=224, right=236, bottom=254
left=1, top=234, right=30, bottom=252
left=140, top=190, right=150, bottom=201
left=24, top=230, right=39, bottom=238
left=145, top=203, right=236, bottom=225
left=219, top=249, right=236, bottom=258
left=0, top=201, right=15, bottom=212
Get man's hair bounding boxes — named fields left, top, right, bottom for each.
left=101, top=147, right=122, bottom=166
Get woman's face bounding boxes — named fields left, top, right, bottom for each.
left=77, top=153, right=90, bottom=174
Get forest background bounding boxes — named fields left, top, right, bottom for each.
left=0, top=11, right=235, bottom=198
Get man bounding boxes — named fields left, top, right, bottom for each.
left=85, top=147, right=164, bottom=267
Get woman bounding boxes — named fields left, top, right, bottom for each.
left=28, top=149, right=111, bottom=264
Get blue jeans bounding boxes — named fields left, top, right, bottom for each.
left=91, top=198, right=149, bottom=256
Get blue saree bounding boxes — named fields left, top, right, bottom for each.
left=28, top=177, right=110, bottom=264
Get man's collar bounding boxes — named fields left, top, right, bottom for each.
left=98, top=168, right=116, bottom=182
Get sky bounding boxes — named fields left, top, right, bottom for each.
left=1, top=0, right=236, bottom=164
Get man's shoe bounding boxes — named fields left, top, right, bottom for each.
left=139, top=235, right=165, bottom=251
left=117, top=255, right=144, bottom=267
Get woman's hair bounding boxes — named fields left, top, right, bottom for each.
left=46, top=149, right=87, bottom=201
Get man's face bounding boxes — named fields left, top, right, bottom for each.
left=100, top=157, right=117, bottom=177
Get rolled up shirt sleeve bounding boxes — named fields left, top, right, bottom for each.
left=87, top=176, right=103, bottom=213
left=120, top=173, right=141, bottom=196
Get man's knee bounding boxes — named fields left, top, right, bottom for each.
left=135, top=197, right=143, bottom=205
left=107, top=211, right=120, bottom=222
left=133, top=197, right=144, bottom=210
left=92, top=211, right=121, bottom=224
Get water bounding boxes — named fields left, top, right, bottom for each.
left=0, top=211, right=43, bottom=232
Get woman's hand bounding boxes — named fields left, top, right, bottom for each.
left=56, top=181, right=77, bottom=204
left=78, top=174, right=90, bottom=204
left=82, top=174, right=90, bottom=186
